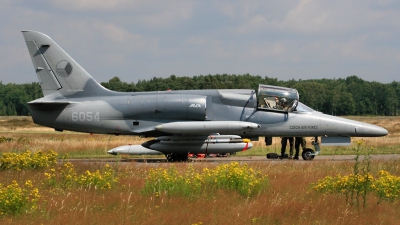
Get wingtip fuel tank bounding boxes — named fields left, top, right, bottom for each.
left=107, top=145, right=163, bottom=155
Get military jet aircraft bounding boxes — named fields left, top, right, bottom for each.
left=22, top=31, right=388, bottom=161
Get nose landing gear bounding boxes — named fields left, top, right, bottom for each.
left=301, top=148, right=315, bottom=160
left=301, top=136, right=321, bottom=160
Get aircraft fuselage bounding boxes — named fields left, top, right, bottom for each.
left=28, top=89, right=387, bottom=138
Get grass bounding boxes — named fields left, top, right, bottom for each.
left=1, top=159, right=400, bottom=224
left=0, top=116, right=144, bottom=158
left=1, top=116, right=399, bottom=158
left=1, top=115, right=400, bottom=224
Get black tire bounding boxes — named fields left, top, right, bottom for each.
left=266, top=153, right=279, bottom=159
left=301, top=148, right=315, bottom=160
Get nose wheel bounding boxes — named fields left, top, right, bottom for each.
left=301, top=148, right=315, bottom=160
left=301, top=136, right=321, bottom=160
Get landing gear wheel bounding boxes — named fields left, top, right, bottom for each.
left=302, top=148, right=315, bottom=160
left=165, top=153, right=189, bottom=162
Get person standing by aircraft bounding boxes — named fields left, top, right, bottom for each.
left=294, top=137, right=306, bottom=160
left=280, top=137, right=294, bottom=159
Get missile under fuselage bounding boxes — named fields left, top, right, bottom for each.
left=145, top=141, right=252, bottom=153
left=107, top=135, right=252, bottom=155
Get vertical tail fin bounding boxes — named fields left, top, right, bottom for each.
left=22, top=31, right=112, bottom=99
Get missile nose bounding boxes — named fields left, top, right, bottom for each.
left=107, top=150, right=117, bottom=155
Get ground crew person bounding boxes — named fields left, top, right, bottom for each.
left=280, top=137, right=294, bottom=159
left=294, top=137, right=307, bottom=160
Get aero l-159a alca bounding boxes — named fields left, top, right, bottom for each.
left=21, top=31, right=388, bottom=161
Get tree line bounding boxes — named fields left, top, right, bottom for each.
left=1, top=74, right=399, bottom=116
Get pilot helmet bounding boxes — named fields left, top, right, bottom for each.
left=280, top=98, right=287, bottom=104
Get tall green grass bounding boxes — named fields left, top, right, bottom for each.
left=142, top=162, right=269, bottom=197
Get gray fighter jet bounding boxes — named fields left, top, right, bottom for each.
left=22, top=31, right=388, bottom=161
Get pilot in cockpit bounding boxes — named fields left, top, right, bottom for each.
left=277, top=98, right=287, bottom=110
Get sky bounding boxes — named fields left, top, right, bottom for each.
left=1, top=0, right=400, bottom=84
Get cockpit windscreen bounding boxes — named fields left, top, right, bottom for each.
left=295, top=102, right=315, bottom=112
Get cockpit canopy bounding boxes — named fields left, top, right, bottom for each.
left=257, top=84, right=299, bottom=112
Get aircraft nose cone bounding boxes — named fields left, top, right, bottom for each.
left=359, top=124, right=388, bottom=137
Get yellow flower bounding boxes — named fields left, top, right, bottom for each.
left=25, top=180, right=33, bottom=188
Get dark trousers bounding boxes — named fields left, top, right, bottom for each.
left=281, top=137, right=294, bottom=156
left=294, top=137, right=306, bottom=157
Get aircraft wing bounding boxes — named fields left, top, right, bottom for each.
left=154, top=121, right=260, bottom=135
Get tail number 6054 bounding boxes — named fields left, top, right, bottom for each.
left=72, top=112, right=100, bottom=121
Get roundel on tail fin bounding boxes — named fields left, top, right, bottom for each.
left=56, top=60, right=73, bottom=77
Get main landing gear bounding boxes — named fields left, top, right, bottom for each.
left=301, top=136, right=321, bottom=160
left=165, top=153, right=189, bottom=162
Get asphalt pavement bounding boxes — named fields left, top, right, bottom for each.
left=66, top=154, right=400, bottom=164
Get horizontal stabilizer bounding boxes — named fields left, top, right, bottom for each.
left=27, top=101, right=76, bottom=105
left=27, top=101, right=81, bottom=110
